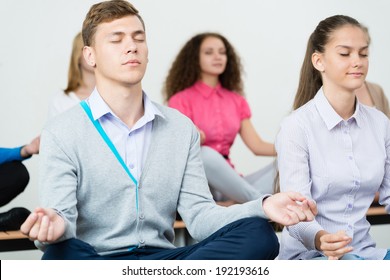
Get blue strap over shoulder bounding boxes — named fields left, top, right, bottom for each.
left=80, top=100, right=139, bottom=212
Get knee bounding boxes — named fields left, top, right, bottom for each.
left=238, top=217, right=280, bottom=260
left=0, top=161, right=30, bottom=206
left=3, top=161, right=30, bottom=186
left=42, top=238, right=99, bottom=260
left=13, top=161, right=30, bottom=186
left=200, top=146, right=224, bottom=171
left=200, top=146, right=215, bottom=163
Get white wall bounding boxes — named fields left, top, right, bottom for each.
left=1, top=0, right=389, bottom=258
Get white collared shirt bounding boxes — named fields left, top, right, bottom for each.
left=86, top=88, right=164, bottom=181
left=276, top=87, right=390, bottom=259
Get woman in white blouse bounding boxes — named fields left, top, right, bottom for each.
left=276, top=15, right=390, bottom=260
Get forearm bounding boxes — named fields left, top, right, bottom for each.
left=287, top=220, right=323, bottom=250
left=178, top=125, right=266, bottom=240
left=240, top=119, right=276, bottom=157
left=253, top=141, right=276, bottom=156
left=39, top=130, right=77, bottom=239
left=20, top=145, right=33, bottom=159
left=315, top=230, right=328, bottom=251
left=0, top=147, right=24, bottom=164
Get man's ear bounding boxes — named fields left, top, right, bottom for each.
left=312, top=52, right=324, bottom=72
left=83, top=46, right=96, bottom=67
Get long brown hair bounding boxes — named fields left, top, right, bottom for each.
left=293, top=15, right=366, bottom=110
left=163, top=32, right=243, bottom=102
left=274, top=15, right=368, bottom=196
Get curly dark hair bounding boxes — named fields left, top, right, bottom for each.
left=163, top=32, right=244, bottom=102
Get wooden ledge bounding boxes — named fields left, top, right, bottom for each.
left=367, top=206, right=387, bottom=216
left=173, top=200, right=237, bottom=230
left=0, top=230, right=28, bottom=240
left=174, top=220, right=186, bottom=229
left=366, top=206, right=389, bottom=225
left=173, top=205, right=388, bottom=230
left=0, top=230, right=36, bottom=252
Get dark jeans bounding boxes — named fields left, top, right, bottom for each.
left=43, top=217, right=279, bottom=260
left=0, top=161, right=29, bottom=207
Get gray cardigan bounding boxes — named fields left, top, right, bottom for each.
left=38, top=103, right=267, bottom=254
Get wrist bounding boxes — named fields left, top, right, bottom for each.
left=315, top=230, right=327, bottom=251
left=20, top=146, right=30, bottom=159
left=261, top=194, right=272, bottom=218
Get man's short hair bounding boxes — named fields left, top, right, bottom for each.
left=82, top=0, right=145, bottom=46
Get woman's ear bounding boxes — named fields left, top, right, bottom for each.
left=312, top=52, right=324, bottom=72
left=83, top=46, right=96, bottom=67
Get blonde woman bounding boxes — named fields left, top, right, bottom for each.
left=48, top=32, right=95, bottom=118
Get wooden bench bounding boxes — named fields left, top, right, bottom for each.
left=0, top=224, right=188, bottom=252
left=173, top=205, right=389, bottom=230
left=0, top=230, right=36, bottom=252
left=366, top=205, right=389, bottom=225
left=1, top=205, right=387, bottom=252
left=173, top=220, right=186, bottom=229
left=0, top=223, right=188, bottom=252
left=173, top=200, right=237, bottom=230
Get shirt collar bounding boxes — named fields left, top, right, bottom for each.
left=194, top=80, right=223, bottom=98
left=86, top=87, right=165, bottom=125
left=314, top=87, right=362, bottom=130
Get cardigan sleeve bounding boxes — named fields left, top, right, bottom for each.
left=37, top=129, right=78, bottom=243
left=176, top=122, right=267, bottom=241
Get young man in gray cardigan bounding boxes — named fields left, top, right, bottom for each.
left=21, top=0, right=317, bottom=260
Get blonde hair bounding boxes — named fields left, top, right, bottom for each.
left=64, top=32, right=84, bottom=94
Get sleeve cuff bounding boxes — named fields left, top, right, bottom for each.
left=300, top=222, right=323, bottom=250
left=14, top=146, right=25, bottom=161
left=259, top=194, right=272, bottom=219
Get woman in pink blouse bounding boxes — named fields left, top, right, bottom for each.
left=164, top=32, right=276, bottom=203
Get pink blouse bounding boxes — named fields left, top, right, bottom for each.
left=168, top=81, right=251, bottom=163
